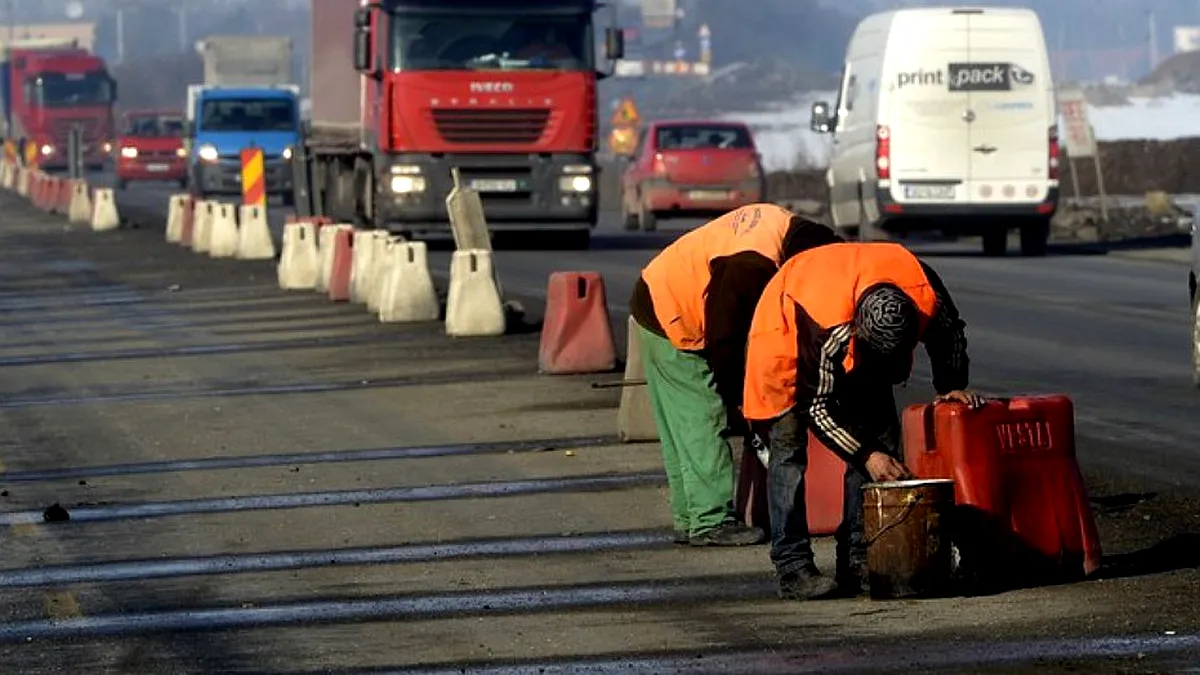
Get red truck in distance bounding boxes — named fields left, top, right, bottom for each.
left=295, top=0, right=625, bottom=249
left=114, top=109, right=187, bottom=189
left=3, top=45, right=117, bottom=172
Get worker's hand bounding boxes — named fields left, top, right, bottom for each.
left=864, top=452, right=912, bottom=482
left=935, top=389, right=986, bottom=409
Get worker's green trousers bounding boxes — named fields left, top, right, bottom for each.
left=637, top=323, right=735, bottom=536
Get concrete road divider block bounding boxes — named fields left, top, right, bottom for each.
left=165, top=194, right=186, bottom=243
left=90, top=188, right=120, bottom=232
left=68, top=181, right=91, bottom=224
left=446, top=168, right=492, bottom=251
left=15, top=167, right=28, bottom=197
left=379, top=240, right=439, bottom=323
left=0, top=160, right=11, bottom=190
left=349, top=230, right=377, bottom=304
left=236, top=204, right=275, bottom=260
left=366, top=231, right=393, bottom=313
left=192, top=201, right=214, bottom=253
left=445, top=249, right=506, bottom=337
left=538, top=271, right=617, bottom=374
left=53, top=178, right=71, bottom=214
left=180, top=197, right=198, bottom=247
left=617, top=316, right=658, bottom=442
left=209, top=203, right=239, bottom=258
left=29, top=171, right=44, bottom=209
left=277, top=222, right=320, bottom=290
left=327, top=226, right=355, bottom=302
left=315, top=224, right=338, bottom=291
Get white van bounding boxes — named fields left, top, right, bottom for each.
left=809, top=6, right=1059, bottom=257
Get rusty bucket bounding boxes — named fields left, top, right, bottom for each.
left=863, top=478, right=956, bottom=600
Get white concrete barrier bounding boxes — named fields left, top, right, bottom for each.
left=445, top=249, right=505, bottom=337
left=165, top=194, right=186, bottom=243
left=379, top=240, right=439, bottom=323
left=209, top=203, right=239, bottom=258
left=236, top=204, right=276, bottom=260
left=365, top=231, right=393, bottom=313
left=68, top=181, right=92, bottom=224
left=192, top=201, right=213, bottom=253
left=277, top=222, right=320, bottom=290
left=349, top=229, right=376, bottom=304
left=90, top=188, right=120, bottom=232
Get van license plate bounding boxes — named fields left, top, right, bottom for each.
left=688, top=190, right=729, bottom=201
left=904, top=185, right=955, bottom=200
left=470, top=179, right=518, bottom=192
left=147, top=163, right=169, bottom=172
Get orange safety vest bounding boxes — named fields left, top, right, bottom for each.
left=640, top=203, right=794, bottom=351
left=742, top=242, right=939, bottom=422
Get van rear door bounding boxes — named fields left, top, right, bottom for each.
left=882, top=11, right=971, bottom=206
left=962, top=10, right=1053, bottom=203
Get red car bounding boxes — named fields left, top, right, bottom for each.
left=114, top=109, right=187, bottom=189
left=620, top=119, right=767, bottom=232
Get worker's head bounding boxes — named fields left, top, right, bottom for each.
left=780, top=215, right=843, bottom=260
left=854, top=283, right=920, bottom=384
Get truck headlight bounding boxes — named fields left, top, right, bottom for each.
left=559, top=175, right=592, bottom=192
left=176, top=147, right=187, bottom=158
left=120, top=146, right=138, bottom=158
left=40, top=144, right=54, bottom=156
left=281, top=146, right=293, bottom=160
left=391, top=175, right=426, bottom=193
left=102, top=141, right=113, bottom=153
left=197, top=144, right=218, bottom=162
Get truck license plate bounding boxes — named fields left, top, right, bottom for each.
left=688, top=190, right=729, bottom=201
left=903, top=184, right=956, bottom=200
left=147, top=163, right=169, bottom=172
left=470, top=179, right=518, bottom=192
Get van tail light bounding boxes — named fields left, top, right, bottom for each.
left=875, top=125, right=891, bottom=180
left=1048, top=125, right=1060, bottom=181
left=652, top=152, right=667, bottom=175
left=748, top=158, right=760, bottom=178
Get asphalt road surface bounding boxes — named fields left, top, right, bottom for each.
left=0, top=176, right=1195, bottom=673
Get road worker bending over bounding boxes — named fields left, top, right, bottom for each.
left=741, top=242, right=984, bottom=599
left=630, top=203, right=843, bottom=547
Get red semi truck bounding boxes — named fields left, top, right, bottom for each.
left=293, top=0, right=624, bottom=249
left=0, top=39, right=117, bottom=172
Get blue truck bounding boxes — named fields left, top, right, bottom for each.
left=183, top=36, right=299, bottom=205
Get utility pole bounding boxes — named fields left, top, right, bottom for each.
left=178, top=4, right=188, bottom=52
left=1147, top=10, right=1159, bottom=71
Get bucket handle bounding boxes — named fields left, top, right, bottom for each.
left=865, top=493, right=925, bottom=547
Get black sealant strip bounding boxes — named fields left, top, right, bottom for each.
left=0, top=530, right=668, bottom=588
left=0, top=576, right=769, bottom=643
left=0, top=368, right=530, bottom=410
left=0, top=471, right=664, bottom=525
left=0, top=436, right=621, bottom=483
left=381, top=634, right=1200, bottom=674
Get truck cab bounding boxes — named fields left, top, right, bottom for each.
left=185, top=85, right=299, bottom=205
left=114, top=109, right=187, bottom=189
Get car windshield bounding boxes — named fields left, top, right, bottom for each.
left=655, top=125, right=755, bottom=150
left=199, top=98, right=295, bottom=132
left=124, top=116, right=183, bottom=136
left=389, top=12, right=593, bottom=71
left=31, top=71, right=114, bottom=107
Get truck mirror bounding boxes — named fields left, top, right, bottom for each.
left=604, top=27, right=625, bottom=61
left=353, top=28, right=373, bottom=73
left=354, top=7, right=371, bottom=29
left=810, top=101, right=833, bottom=134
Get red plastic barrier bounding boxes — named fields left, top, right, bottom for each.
left=327, top=227, right=354, bottom=302
left=734, top=430, right=846, bottom=535
left=537, top=271, right=617, bottom=374
left=179, top=195, right=195, bottom=246
left=55, top=178, right=71, bottom=213
left=902, top=395, right=1102, bottom=580
left=30, top=172, right=45, bottom=208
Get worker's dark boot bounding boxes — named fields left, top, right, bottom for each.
left=673, top=529, right=690, bottom=545
left=688, top=521, right=765, bottom=547
left=835, top=560, right=871, bottom=597
left=778, top=564, right=839, bottom=600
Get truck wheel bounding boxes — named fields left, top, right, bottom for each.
left=1192, top=299, right=1200, bottom=389
left=1019, top=217, right=1050, bottom=257
left=281, top=191, right=295, bottom=208
left=178, top=177, right=188, bottom=190
left=982, top=229, right=1008, bottom=257
left=621, top=199, right=638, bottom=231
left=638, top=206, right=657, bottom=233
left=115, top=179, right=127, bottom=190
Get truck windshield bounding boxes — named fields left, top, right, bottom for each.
left=124, top=117, right=184, bottom=136
left=31, top=72, right=114, bottom=107
left=199, top=99, right=295, bottom=132
left=389, top=13, right=593, bottom=71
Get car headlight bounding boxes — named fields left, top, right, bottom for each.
left=120, top=146, right=138, bottom=158
left=559, top=175, right=592, bottom=192
left=390, top=175, right=426, bottom=193
left=282, top=146, right=293, bottom=160
left=40, top=144, right=54, bottom=156
left=102, top=141, right=113, bottom=153
left=197, top=144, right=218, bottom=162
left=176, top=147, right=187, bottom=158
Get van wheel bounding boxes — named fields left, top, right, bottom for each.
left=982, top=229, right=1008, bottom=256
left=638, top=206, right=657, bottom=232
left=621, top=190, right=639, bottom=231
left=1019, top=217, right=1050, bottom=257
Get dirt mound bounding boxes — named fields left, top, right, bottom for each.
left=1141, top=51, right=1200, bottom=94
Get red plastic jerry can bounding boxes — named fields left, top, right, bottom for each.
left=902, top=395, right=1102, bottom=582
left=735, top=430, right=847, bottom=535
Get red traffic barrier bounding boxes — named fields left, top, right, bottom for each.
left=30, top=172, right=45, bottom=208
left=54, top=178, right=70, bottom=213
left=902, top=394, right=1102, bottom=581
left=537, top=271, right=617, bottom=374
left=327, top=227, right=354, bottom=302
left=734, top=431, right=848, bottom=535
left=180, top=195, right=196, bottom=247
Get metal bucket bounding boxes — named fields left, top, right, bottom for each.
left=863, top=478, right=956, bottom=600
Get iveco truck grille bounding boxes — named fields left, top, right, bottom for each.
left=430, top=108, right=550, bottom=144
